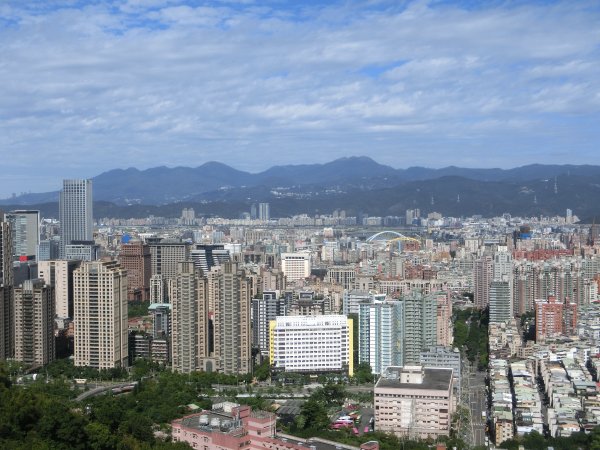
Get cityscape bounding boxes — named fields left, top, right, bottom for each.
left=2, top=1, right=600, bottom=450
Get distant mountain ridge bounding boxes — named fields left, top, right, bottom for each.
left=3, top=156, right=600, bottom=206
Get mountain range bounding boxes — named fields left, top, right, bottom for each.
left=2, top=157, right=600, bottom=221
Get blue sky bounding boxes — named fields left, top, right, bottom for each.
left=1, top=0, right=600, bottom=197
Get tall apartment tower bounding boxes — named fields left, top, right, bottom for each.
left=0, top=217, right=14, bottom=360
left=118, top=241, right=151, bottom=301
left=213, top=262, right=252, bottom=375
left=4, top=210, right=40, bottom=261
left=37, top=260, right=80, bottom=319
left=14, top=279, right=55, bottom=367
left=59, top=179, right=93, bottom=259
left=489, top=279, right=512, bottom=323
left=171, top=262, right=210, bottom=374
left=258, top=203, right=270, bottom=221
left=474, top=255, right=493, bottom=309
left=74, top=260, right=128, bottom=369
left=252, top=291, right=285, bottom=356
left=150, top=274, right=167, bottom=304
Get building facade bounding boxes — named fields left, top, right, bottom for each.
left=74, top=260, right=128, bottom=368
left=118, top=240, right=151, bottom=301
left=4, top=210, right=40, bottom=261
left=37, top=260, right=79, bottom=320
left=280, top=253, right=311, bottom=282
left=59, top=179, right=93, bottom=259
left=14, top=279, right=55, bottom=367
left=270, top=314, right=353, bottom=376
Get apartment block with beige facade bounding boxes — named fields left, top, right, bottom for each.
left=374, top=366, right=454, bottom=440
left=74, top=260, right=128, bottom=369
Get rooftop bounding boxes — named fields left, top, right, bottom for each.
left=375, top=367, right=452, bottom=391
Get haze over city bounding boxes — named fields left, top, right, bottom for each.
left=1, top=0, right=600, bottom=197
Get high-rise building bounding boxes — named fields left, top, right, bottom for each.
left=359, top=292, right=439, bottom=374
left=150, top=274, right=168, bottom=304
left=281, top=253, right=311, bottom=283
left=359, top=300, right=403, bottom=375
left=171, top=262, right=209, bottom=374
left=74, top=260, right=128, bottom=369
left=489, top=279, right=512, bottom=323
left=535, top=295, right=578, bottom=343
left=4, top=210, right=40, bottom=261
left=148, top=239, right=189, bottom=279
left=474, top=255, right=493, bottom=309
left=213, top=262, right=252, bottom=375
left=37, top=238, right=59, bottom=261
left=0, top=217, right=14, bottom=360
left=119, top=241, right=151, bottom=301
left=258, top=202, right=270, bottom=221
left=435, top=293, right=453, bottom=347
left=59, top=179, right=93, bottom=259
left=270, top=315, right=353, bottom=376
left=14, top=278, right=55, bottom=367
left=37, top=260, right=80, bottom=320
left=252, top=291, right=285, bottom=356
left=190, top=244, right=230, bottom=274
left=65, top=240, right=99, bottom=261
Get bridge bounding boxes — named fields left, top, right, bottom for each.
left=365, top=230, right=421, bottom=243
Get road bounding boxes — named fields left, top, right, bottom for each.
left=468, top=368, right=488, bottom=447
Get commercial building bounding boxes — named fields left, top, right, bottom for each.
left=59, top=179, right=93, bottom=259
left=374, top=366, right=454, bottom=439
left=281, top=253, right=311, bottom=282
left=118, top=240, right=151, bottom=301
left=270, top=314, right=353, bottom=376
left=191, top=244, right=230, bottom=274
left=74, top=260, right=128, bottom=369
left=148, top=239, right=189, bottom=279
left=3, top=210, right=40, bottom=261
left=14, top=279, right=55, bottom=367
left=65, top=240, right=99, bottom=261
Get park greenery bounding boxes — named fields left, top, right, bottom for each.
left=128, top=301, right=150, bottom=318
left=453, top=306, right=489, bottom=370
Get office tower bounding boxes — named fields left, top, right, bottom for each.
left=258, top=202, right=270, bottom=221
left=474, top=255, right=493, bottom=309
left=270, top=315, right=353, bottom=376
left=150, top=274, right=167, bottom=303
left=359, top=300, right=403, bottom=375
left=535, top=295, right=577, bottom=343
left=280, top=252, right=311, bottom=282
left=250, top=203, right=257, bottom=220
left=213, top=262, right=251, bottom=375
left=59, top=179, right=93, bottom=259
left=148, top=239, right=189, bottom=279
left=0, top=218, right=14, bottom=360
left=190, top=244, right=230, bottom=274
left=252, top=291, right=285, bottom=356
left=119, top=241, right=151, bottom=301
left=374, top=366, right=454, bottom=439
left=74, top=260, right=128, bottom=369
left=4, top=210, right=40, bottom=261
left=65, top=240, right=99, bottom=261
left=37, top=260, right=79, bottom=320
left=14, top=279, right=55, bottom=367
left=489, top=279, right=512, bottom=323
left=171, top=262, right=209, bottom=374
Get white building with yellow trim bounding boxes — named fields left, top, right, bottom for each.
left=270, top=315, right=353, bottom=376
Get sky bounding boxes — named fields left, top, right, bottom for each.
left=1, top=0, right=600, bottom=197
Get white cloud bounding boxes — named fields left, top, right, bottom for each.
left=0, top=0, right=599, bottom=196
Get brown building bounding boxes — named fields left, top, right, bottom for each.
left=119, top=241, right=151, bottom=301
left=535, top=295, right=577, bottom=343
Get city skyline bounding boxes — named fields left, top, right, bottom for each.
left=1, top=1, right=600, bottom=196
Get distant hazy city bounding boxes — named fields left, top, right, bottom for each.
left=2, top=163, right=600, bottom=450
